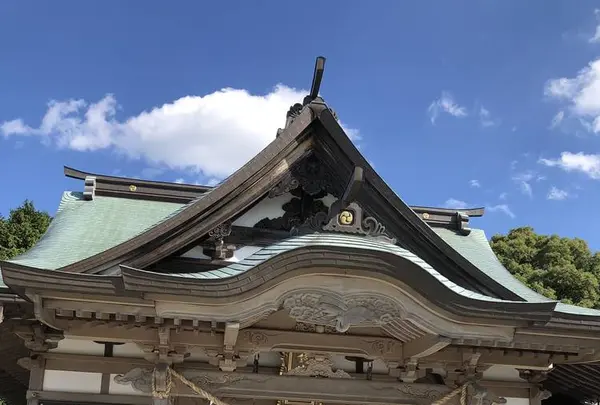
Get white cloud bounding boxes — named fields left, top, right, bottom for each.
left=140, top=167, right=164, bottom=179
left=547, top=186, right=569, bottom=200
left=487, top=204, right=515, bottom=219
left=544, top=59, right=600, bottom=132
left=174, top=178, right=185, bottom=184
left=590, top=9, right=600, bottom=43
left=443, top=198, right=469, bottom=210
left=499, top=192, right=508, bottom=200
left=0, top=85, right=361, bottom=180
left=539, top=151, right=600, bottom=179
left=511, top=171, right=535, bottom=198
left=549, top=110, right=565, bottom=129
left=469, top=179, right=481, bottom=188
left=428, top=92, right=468, bottom=124
left=479, top=105, right=497, bottom=127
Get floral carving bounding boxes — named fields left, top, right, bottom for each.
left=282, top=292, right=404, bottom=332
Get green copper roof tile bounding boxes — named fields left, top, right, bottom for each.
left=168, top=233, right=514, bottom=303
left=7, top=192, right=184, bottom=270
left=432, top=228, right=552, bottom=303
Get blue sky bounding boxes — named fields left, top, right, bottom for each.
left=2, top=1, right=600, bottom=247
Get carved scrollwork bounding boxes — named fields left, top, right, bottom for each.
left=395, top=384, right=447, bottom=400
left=266, top=155, right=339, bottom=200
left=282, top=291, right=404, bottom=332
left=322, top=202, right=396, bottom=244
left=285, top=355, right=352, bottom=379
left=114, top=367, right=153, bottom=393
left=366, top=339, right=397, bottom=356
left=243, top=331, right=269, bottom=347
left=256, top=186, right=329, bottom=232
left=208, top=222, right=233, bottom=241
left=294, top=322, right=340, bottom=334
left=188, top=373, right=246, bottom=389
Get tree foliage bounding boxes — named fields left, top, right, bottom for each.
left=0, top=200, right=52, bottom=261
left=490, top=227, right=600, bottom=308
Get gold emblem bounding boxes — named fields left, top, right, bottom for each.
left=129, top=185, right=137, bottom=192
left=338, top=210, right=354, bottom=226
left=422, top=213, right=430, bottom=220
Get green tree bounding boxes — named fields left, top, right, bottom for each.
left=0, top=200, right=52, bottom=261
left=490, top=227, right=600, bottom=308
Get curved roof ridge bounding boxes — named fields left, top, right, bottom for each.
left=165, top=233, right=522, bottom=303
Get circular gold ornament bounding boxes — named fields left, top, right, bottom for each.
left=422, top=213, right=430, bottom=220
left=129, top=185, right=137, bottom=192
left=338, top=210, right=354, bottom=225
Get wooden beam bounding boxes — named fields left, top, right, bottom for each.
left=403, top=335, right=451, bottom=359
left=44, top=320, right=405, bottom=361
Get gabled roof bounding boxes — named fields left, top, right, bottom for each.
left=3, top=59, right=600, bottom=321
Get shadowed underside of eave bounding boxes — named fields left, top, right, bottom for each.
left=545, top=363, right=600, bottom=402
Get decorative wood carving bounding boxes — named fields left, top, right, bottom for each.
left=112, top=365, right=456, bottom=403
left=271, top=155, right=338, bottom=198
left=322, top=202, right=396, bottom=243
left=468, top=382, right=507, bottom=405
left=282, top=291, right=404, bottom=332
left=294, top=322, right=340, bottom=334
left=255, top=187, right=328, bottom=233
left=204, top=221, right=235, bottom=260
left=14, top=322, right=63, bottom=352
left=284, top=354, right=352, bottom=379
left=114, top=367, right=154, bottom=393
left=113, top=367, right=252, bottom=394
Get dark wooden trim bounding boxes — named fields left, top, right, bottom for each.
left=312, top=107, right=521, bottom=300
left=65, top=166, right=211, bottom=204
left=146, top=257, right=230, bottom=274
left=33, top=392, right=151, bottom=405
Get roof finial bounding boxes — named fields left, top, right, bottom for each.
left=277, top=56, right=327, bottom=137
left=303, top=56, right=326, bottom=106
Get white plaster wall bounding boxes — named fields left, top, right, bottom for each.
left=50, top=338, right=105, bottom=356
left=43, top=370, right=102, bottom=393
left=483, top=365, right=523, bottom=382
left=232, top=192, right=337, bottom=228
left=233, top=193, right=291, bottom=227
left=109, top=374, right=148, bottom=395
left=504, top=398, right=529, bottom=405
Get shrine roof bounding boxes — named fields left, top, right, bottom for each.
left=143, top=232, right=508, bottom=303
left=6, top=191, right=185, bottom=270
left=3, top=187, right=600, bottom=319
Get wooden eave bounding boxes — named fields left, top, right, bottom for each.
left=0, top=252, right=559, bottom=325
left=545, top=363, right=600, bottom=401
